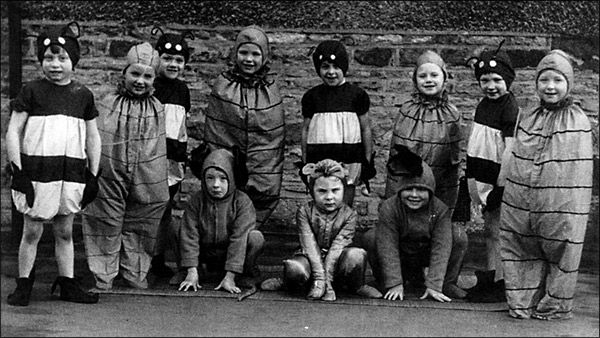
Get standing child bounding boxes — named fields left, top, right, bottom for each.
left=365, top=152, right=467, bottom=302
left=383, top=50, right=467, bottom=293
left=301, top=40, right=374, bottom=207
left=499, top=50, right=593, bottom=320
left=384, top=50, right=462, bottom=212
left=203, top=25, right=285, bottom=229
left=82, top=42, right=169, bottom=290
left=176, top=148, right=265, bottom=294
left=260, top=159, right=382, bottom=301
left=465, top=42, right=518, bottom=303
left=6, top=22, right=101, bottom=306
left=148, top=28, right=194, bottom=278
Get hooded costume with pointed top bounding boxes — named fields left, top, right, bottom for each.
left=203, top=25, right=285, bottom=229
left=500, top=50, right=593, bottom=320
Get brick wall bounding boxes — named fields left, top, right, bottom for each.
left=1, top=21, right=598, bottom=245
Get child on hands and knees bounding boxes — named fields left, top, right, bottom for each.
left=260, top=159, right=382, bottom=301
left=363, top=150, right=467, bottom=302
left=6, top=22, right=101, bottom=306
left=177, top=149, right=265, bottom=294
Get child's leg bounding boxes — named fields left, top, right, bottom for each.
left=442, top=222, right=468, bottom=298
left=283, top=255, right=311, bottom=290
left=359, top=229, right=383, bottom=288
left=335, top=247, right=367, bottom=291
left=52, top=214, right=75, bottom=278
left=242, top=230, right=265, bottom=277
left=483, top=207, right=503, bottom=281
left=18, top=215, right=45, bottom=278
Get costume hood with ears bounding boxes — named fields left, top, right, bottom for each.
left=387, top=144, right=435, bottom=196
left=235, top=25, right=270, bottom=68
left=302, top=159, right=348, bottom=198
left=536, top=49, right=575, bottom=94
left=152, top=27, right=194, bottom=63
left=37, top=21, right=81, bottom=70
left=469, top=40, right=516, bottom=89
left=413, top=50, right=448, bottom=84
left=312, top=40, right=349, bottom=76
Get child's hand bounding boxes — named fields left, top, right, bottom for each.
left=420, top=287, right=451, bottom=303
left=322, top=281, right=336, bottom=301
left=307, top=280, right=326, bottom=300
left=179, top=270, right=201, bottom=292
left=10, top=162, right=35, bottom=207
left=214, top=271, right=240, bottom=294
left=384, top=284, right=404, bottom=301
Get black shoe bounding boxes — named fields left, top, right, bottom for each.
left=150, top=255, right=175, bottom=278
left=466, top=279, right=506, bottom=303
left=466, top=270, right=495, bottom=293
left=51, top=277, right=99, bottom=304
left=7, top=277, right=34, bottom=306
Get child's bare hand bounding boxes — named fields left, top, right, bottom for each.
left=178, top=269, right=201, bottom=292
left=214, top=272, right=240, bottom=294
left=384, top=284, right=404, bottom=301
left=420, top=287, right=451, bottom=303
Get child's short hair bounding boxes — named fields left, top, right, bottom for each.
left=152, top=28, right=194, bottom=63
left=536, top=49, right=574, bottom=92
left=473, top=42, right=515, bottom=88
left=37, top=21, right=80, bottom=69
left=413, top=50, right=447, bottom=83
left=302, top=159, right=348, bottom=195
left=312, top=40, right=349, bottom=76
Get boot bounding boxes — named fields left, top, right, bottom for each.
left=7, top=277, right=34, bottom=306
left=51, top=276, right=99, bottom=304
left=466, top=270, right=495, bottom=293
left=150, top=254, right=174, bottom=278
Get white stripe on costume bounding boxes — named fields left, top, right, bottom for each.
left=467, top=122, right=504, bottom=163
left=164, top=103, right=188, bottom=142
left=307, top=112, right=362, bottom=144
left=22, top=115, right=87, bottom=159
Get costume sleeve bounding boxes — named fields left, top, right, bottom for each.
left=424, top=202, right=452, bottom=292
left=376, top=199, right=404, bottom=289
left=10, top=83, right=32, bottom=113
left=501, top=93, right=519, bottom=138
left=323, top=208, right=357, bottom=283
left=179, top=192, right=202, bottom=268
left=355, top=87, right=371, bottom=115
left=297, top=204, right=325, bottom=281
left=301, top=89, right=316, bottom=119
left=224, top=192, right=257, bottom=274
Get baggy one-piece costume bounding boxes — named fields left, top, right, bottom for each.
left=500, top=99, right=593, bottom=319
left=82, top=90, right=169, bottom=290
left=179, top=149, right=264, bottom=279
left=204, top=67, right=285, bottom=229
left=10, top=79, right=99, bottom=220
left=385, top=89, right=462, bottom=212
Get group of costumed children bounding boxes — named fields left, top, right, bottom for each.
left=6, top=22, right=593, bottom=322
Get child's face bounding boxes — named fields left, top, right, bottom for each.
left=236, top=43, right=263, bottom=75
left=124, top=63, right=156, bottom=97
left=157, top=53, right=186, bottom=80
left=537, top=70, right=568, bottom=104
left=313, top=176, right=344, bottom=212
left=415, top=63, right=444, bottom=96
left=478, top=73, right=508, bottom=100
left=204, top=167, right=229, bottom=199
left=319, top=61, right=345, bottom=87
left=41, top=46, right=73, bottom=85
left=400, top=187, right=430, bottom=210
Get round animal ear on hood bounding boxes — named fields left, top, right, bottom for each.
left=37, top=21, right=81, bottom=69
left=232, top=146, right=249, bottom=188
left=387, top=145, right=423, bottom=177
left=189, top=142, right=210, bottom=180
